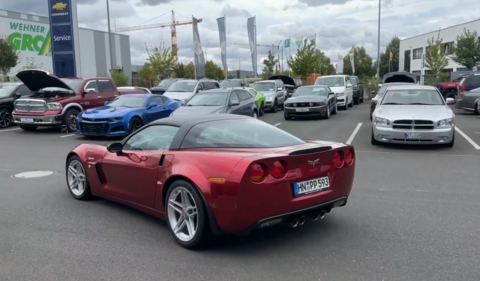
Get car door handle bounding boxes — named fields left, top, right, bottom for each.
left=97, top=96, right=102, bottom=98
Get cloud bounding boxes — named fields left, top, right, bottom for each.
left=3, top=0, right=480, bottom=74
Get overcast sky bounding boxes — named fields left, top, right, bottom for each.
left=3, top=0, right=480, bottom=73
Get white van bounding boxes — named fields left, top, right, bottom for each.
left=314, top=75, right=354, bottom=109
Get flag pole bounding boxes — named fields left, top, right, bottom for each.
left=192, top=15, right=196, bottom=79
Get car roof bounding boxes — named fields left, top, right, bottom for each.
left=176, top=79, right=197, bottom=83
left=386, top=84, right=437, bottom=91
left=151, top=114, right=250, bottom=127
left=119, top=93, right=154, bottom=98
left=319, top=75, right=348, bottom=78
left=302, top=85, right=327, bottom=88
left=254, top=80, right=275, bottom=83
left=0, top=82, right=22, bottom=86
left=197, top=88, right=231, bottom=93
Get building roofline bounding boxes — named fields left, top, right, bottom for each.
left=400, top=18, right=480, bottom=41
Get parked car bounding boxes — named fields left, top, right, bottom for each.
left=170, top=88, right=259, bottom=118
left=243, top=87, right=266, bottom=116
left=65, top=114, right=356, bottom=249
left=219, top=79, right=248, bottom=88
left=268, top=75, right=301, bottom=99
left=163, top=79, right=220, bottom=104
left=371, top=84, right=455, bottom=147
left=150, top=78, right=181, bottom=95
left=0, top=82, right=32, bottom=129
left=434, top=75, right=466, bottom=99
left=117, top=86, right=151, bottom=93
left=252, top=80, right=286, bottom=112
left=382, top=71, right=417, bottom=84
left=455, top=74, right=480, bottom=114
left=350, top=76, right=364, bottom=104
left=314, top=75, right=353, bottom=110
left=12, top=70, right=137, bottom=132
left=76, top=94, right=180, bottom=137
left=284, top=85, right=337, bottom=120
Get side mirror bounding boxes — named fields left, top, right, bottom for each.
left=446, top=97, right=455, bottom=105
left=346, top=83, right=352, bottom=88
left=328, top=92, right=334, bottom=96
left=104, top=101, right=109, bottom=106
left=84, top=88, right=96, bottom=94
left=230, top=101, right=240, bottom=106
left=107, top=142, right=123, bottom=154
left=13, top=93, right=21, bottom=99
left=148, top=102, right=158, bottom=108
left=277, top=87, right=282, bottom=91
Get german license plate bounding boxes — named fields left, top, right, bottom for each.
left=405, top=133, right=421, bottom=139
left=20, top=118, right=34, bottom=123
left=296, top=108, right=309, bottom=112
left=293, top=176, right=330, bottom=196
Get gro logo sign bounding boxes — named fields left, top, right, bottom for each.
left=7, top=22, right=52, bottom=56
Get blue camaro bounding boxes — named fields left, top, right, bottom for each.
left=76, top=94, right=180, bottom=137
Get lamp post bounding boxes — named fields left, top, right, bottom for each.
left=106, top=0, right=114, bottom=73
left=204, top=51, right=208, bottom=61
left=375, top=0, right=381, bottom=79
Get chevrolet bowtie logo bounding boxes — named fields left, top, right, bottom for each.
left=52, top=2, right=67, bottom=11
left=307, top=159, right=320, bottom=167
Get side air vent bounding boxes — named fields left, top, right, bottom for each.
left=95, top=163, right=106, bottom=185
left=289, top=146, right=332, bottom=155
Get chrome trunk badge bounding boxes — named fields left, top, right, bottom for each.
left=307, top=159, right=320, bottom=166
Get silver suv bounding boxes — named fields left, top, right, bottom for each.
left=252, top=79, right=286, bottom=112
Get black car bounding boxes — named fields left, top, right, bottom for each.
left=219, top=79, right=248, bottom=89
left=150, top=78, right=181, bottom=95
left=170, top=88, right=259, bottom=118
left=350, top=76, right=364, bottom=104
left=283, top=85, right=337, bottom=120
left=0, top=82, right=32, bottom=129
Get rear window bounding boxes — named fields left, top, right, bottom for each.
left=180, top=119, right=304, bottom=149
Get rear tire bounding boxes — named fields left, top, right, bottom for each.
left=252, top=110, right=258, bottom=119
left=259, top=102, right=265, bottom=116
left=165, top=180, right=212, bottom=249
left=474, top=102, right=480, bottom=115
left=348, top=98, right=353, bottom=107
left=353, top=96, right=359, bottom=105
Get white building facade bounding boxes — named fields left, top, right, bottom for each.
left=399, top=19, right=480, bottom=82
left=0, top=9, right=132, bottom=81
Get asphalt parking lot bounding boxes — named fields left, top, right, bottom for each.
left=1, top=103, right=479, bottom=281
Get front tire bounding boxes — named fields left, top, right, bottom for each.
left=128, top=117, right=143, bottom=134
left=63, top=108, right=80, bottom=132
left=348, top=97, right=353, bottom=107
left=165, top=180, right=212, bottom=249
left=259, top=102, right=265, bottom=116
left=332, top=102, right=338, bottom=115
left=0, top=108, right=13, bottom=129
left=252, top=109, right=258, bottom=119
left=66, top=155, right=92, bottom=200
left=270, top=100, right=278, bottom=113
left=324, top=103, right=331, bottom=119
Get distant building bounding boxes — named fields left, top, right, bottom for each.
left=227, top=70, right=254, bottom=79
left=399, top=19, right=480, bottom=82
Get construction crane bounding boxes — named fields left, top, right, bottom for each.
left=232, top=42, right=277, bottom=53
left=112, top=10, right=202, bottom=51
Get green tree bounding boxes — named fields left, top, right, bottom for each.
left=425, top=31, right=449, bottom=79
left=205, top=60, right=224, bottom=80
left=379, top=36, right=400, bottom=76
left=313, top=50, right=336, bottom=75
left=261, top=51, right=278, bottom=79
left=287, top=41, right=317, bottom=78
left=136, top=62, right=157, bottom=87
left=172, top=62, right=195, bottom=78
left=0, top=38, right=20, bottom=81
left=110, top=69, right=129, bottom=86
left=452, top=28, right=480, bottom=70
left=342, top=46, right=375, bottom=78
left=145, top=44, right=178, bottom=79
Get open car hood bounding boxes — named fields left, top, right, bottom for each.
left=268, top=75, right=297, bottom=87
left=382, top=71, right=417, bottom=84
left=16, top=70, right=74, bottom=92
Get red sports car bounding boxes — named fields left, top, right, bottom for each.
left=65, top=114, right=355, bottom=249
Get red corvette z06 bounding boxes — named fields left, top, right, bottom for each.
left=65, top=114, right=355, bottom=249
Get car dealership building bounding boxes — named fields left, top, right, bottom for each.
left=0, top=8, right=132, bottom=83
left=399, top=19, right=480, bottom=82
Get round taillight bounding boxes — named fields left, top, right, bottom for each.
left=270, top=161, right=286, bottom=178
left=333, top=151, right=344, bottom=168
left=250, top=164, right=266, bottom=182
left=344, top=149, right=354, bottom=166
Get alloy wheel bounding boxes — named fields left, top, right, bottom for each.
left=68, top=112, right=78, bottom=131
left=132, top=119, right=142, bottom=131
left=67, top=160, right=87, bottom=196
left=167, top=186, right=198, bottom=242
left=0, top=110, right=12, bottom=128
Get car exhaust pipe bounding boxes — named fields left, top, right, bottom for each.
left=313, top=210, right=327, bottom=221
left=298, top=216, right=306, bottom=226
left=320, top=210, right=326, bottom=219
left=290, top=218, right=300, bottom=228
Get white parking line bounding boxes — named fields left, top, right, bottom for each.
left=60, top=134, right=77, bottom=138
left=346, top=123, right=362, bottom=144
left=273, top=123, right=281, bottom=127
left=0, top=128, right=20, bottom=133
left=455, top=126, right=480, bottom=149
